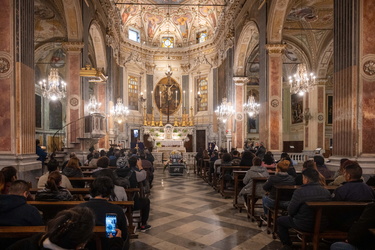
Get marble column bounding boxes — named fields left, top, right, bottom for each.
left=264, top=44, right=286, bottom=153
left=62, top=42, right=84, bottom=151
left=233, top=77, right=248, bottom=150
left=303, top=81, right=326, bottom=155
left=0, top=0, right=41, bottom=181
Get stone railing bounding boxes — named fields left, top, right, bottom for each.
left=288, top=153, right=308, bottom=164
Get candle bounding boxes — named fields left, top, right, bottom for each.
left=159, top=91, right=161, bottom=107
left=151, top=91, right=153, bottom=104
left=175, top=90, right=177, bottom=107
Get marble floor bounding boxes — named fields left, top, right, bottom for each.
left=129, top=167, right=285, bottom=250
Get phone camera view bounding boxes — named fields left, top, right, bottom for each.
left=106, top=213, right=117, bottom=238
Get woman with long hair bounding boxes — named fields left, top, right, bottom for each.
left=35, top=171, right=73, bottom=201
left=62, top=156, right=84, bottom=188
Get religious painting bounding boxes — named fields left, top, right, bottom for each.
left=291, top=94, right=303, bottom=124
left=50, top=48, right=65, bottom=68
left=145, top=13, right=163, bottom=38
left=121, top=5, right=138, bottom=24
left=286, top=6, right=317, bottom=22
left=128, top=76, right=139, bottom=111
left=173, top=14, right=192, bottom=39
left=154, top=77, right=181, bottom=116
left=326, top=95, right=333, bottom=125
left=200, top=6, right=217, bottom=28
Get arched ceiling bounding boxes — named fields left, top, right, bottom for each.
left=115, top=0, right=226, bottom=47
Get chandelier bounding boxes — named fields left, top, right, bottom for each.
left=215, top=98, right=235, bottom=124
left=110, top=98, right=129, bottom=124
left=243, top=95, right=260, bottom=117
left=39, top=68, right=67, bottom=101
left=87, top=95, right=101, bottom=114
left=288, top=64, right=316, bottom=96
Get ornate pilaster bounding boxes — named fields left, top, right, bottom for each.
left=233, top=77, right=248, bottom=149
left=265, top=44, right=286, bottom=152
left=62, top=42, right=84, bottom=150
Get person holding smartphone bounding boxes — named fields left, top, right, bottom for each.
left=79, top=176, right=129, bottom=250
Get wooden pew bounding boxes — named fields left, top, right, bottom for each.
left=0, top=226, right=107, bottom=250
left=219, top=165, right=251, bottom=198
left=233, top=170, right=247, bottom=211
left=246, top=177, right=268, bottom=222
left=300, top=201, right=370, bottom=250
left=27, top=200, right=136, bottom=237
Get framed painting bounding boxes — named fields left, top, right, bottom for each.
left=326, top=95, right=333, bottom=125
left=291, top=94, right=303, bottom=124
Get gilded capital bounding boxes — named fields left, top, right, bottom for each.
left=62, top=42, right=84, bottom=52
left=233, top=77, right=249, bottom=86
left=265, top=44, right=287, bottom=54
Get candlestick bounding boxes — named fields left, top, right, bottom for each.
left=175, top=90, right=177, bottom=107
left=151, top=91, right=153, bottom=105
left=159, top=91, right=161, bottom=108
left=183, top=90, right=186, bottom=110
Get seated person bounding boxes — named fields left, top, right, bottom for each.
left=238, top=157, right=270, bottom=204
left=261, top=151, right=276, bottom=170
left=262, top=160, right=295, bottom=219
left=278, top=153, right=297, bottom=177
left=36, top=171, right=73, bottom=201
left=62, top=156, right=84, bottom=188
left=1, top=166, right=17, bottom=194
left=139, top=152, right=154, bottom=188
left=330, top=202, right=375, bottom=250
left=231, top=150, right=241, bottom=166
left=61, top=152, right=82, bottom=170
left=0, top=180, right=43, bottom=226
left=115, top=156, right=151, bottom=232
left=314, top=155, right=332, bottom=179
left=38, top=161, right=72, bottom=189
left=239, top=151, right=254, bottom=166
left=332, top=158, right=349, bottom=179
left=89, top=152, right=100, bottom=168
left=78, top=176, right=129, bottom=249
left=332, top=161, right=375, bottom=201
left=7, top=206, right=124, bottom=250
left=295, top=160, right=326, bottom=186
left=277, top=168, right=331, bottom=250
left=91, top=157, right=127, bottom=202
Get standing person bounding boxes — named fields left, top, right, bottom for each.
left=36, top=139, right=47, bottom=171
left=277, top=168, right=331, bottom=250
left=79, top=176, right=129, bottom=249
left=35, top=171, right=73, bottom=201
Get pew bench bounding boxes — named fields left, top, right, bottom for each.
left=27, top=200, right=136, bottom=238
left=293, top=201, right=370, bottom=250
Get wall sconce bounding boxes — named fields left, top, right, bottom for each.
left=303, top=108, right=312, bottom=125
left=139, top=91, right=146, bottom=103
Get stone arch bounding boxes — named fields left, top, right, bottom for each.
left=267, top=0, right=291, bottom=43
left=316, top=40, right=334, bottom=79
left=89, top=21, right=107, bottom=70
left=62, top=0, right=83, bottom=41
left=233, top=21, right=259, bottom=76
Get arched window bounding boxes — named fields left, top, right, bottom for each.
left=49, top=101, right=62, bottom=129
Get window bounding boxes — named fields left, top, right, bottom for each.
left=128, top=29, right=140, bottom=42
left=196, top=31, right=207, bottom=43
left=128, top=75, right=139, bottom=110
left=197, top=77, right=208, bottom=111
left=161, top=37, right=174, bottom=48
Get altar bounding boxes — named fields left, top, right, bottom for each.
left=143, top=124, right=193, bottom=159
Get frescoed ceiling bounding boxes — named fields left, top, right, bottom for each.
left=115, top=0, right=226, bottom=47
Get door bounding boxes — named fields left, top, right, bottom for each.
left=196, top=130, right=206, bottom=151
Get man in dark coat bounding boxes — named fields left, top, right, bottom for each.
left=277, top=168, right=331, bottom=250
left=0, top=180, right=43, bottom=226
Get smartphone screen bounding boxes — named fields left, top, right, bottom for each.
left=105, top=213, right=117, bottom=238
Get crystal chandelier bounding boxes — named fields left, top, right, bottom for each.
left=288, top=64, right=316, bottom=96
left=243, top=95, right=260, bottom=117
left=215, top=98, right=235, bottom=123
left=87, top=95, right=101, bottom=114
left=110, top=98, right=129, bottom=124
left=39, top=68, right=67, bottom=101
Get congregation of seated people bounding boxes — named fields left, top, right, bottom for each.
left=0, top=146, right=155, bottom=249
left=195, top=144, right=375, bottom=250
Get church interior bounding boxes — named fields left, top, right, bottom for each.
left=1, top=0, right=375, bottom=249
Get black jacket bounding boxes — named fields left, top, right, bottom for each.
left=263, top=173, right=296, bottom=200
left=0, top=195, right=43, bottom=226
left=333, top=180, right=375, bottom=201
left=288, top=182, right=331, bottom=232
